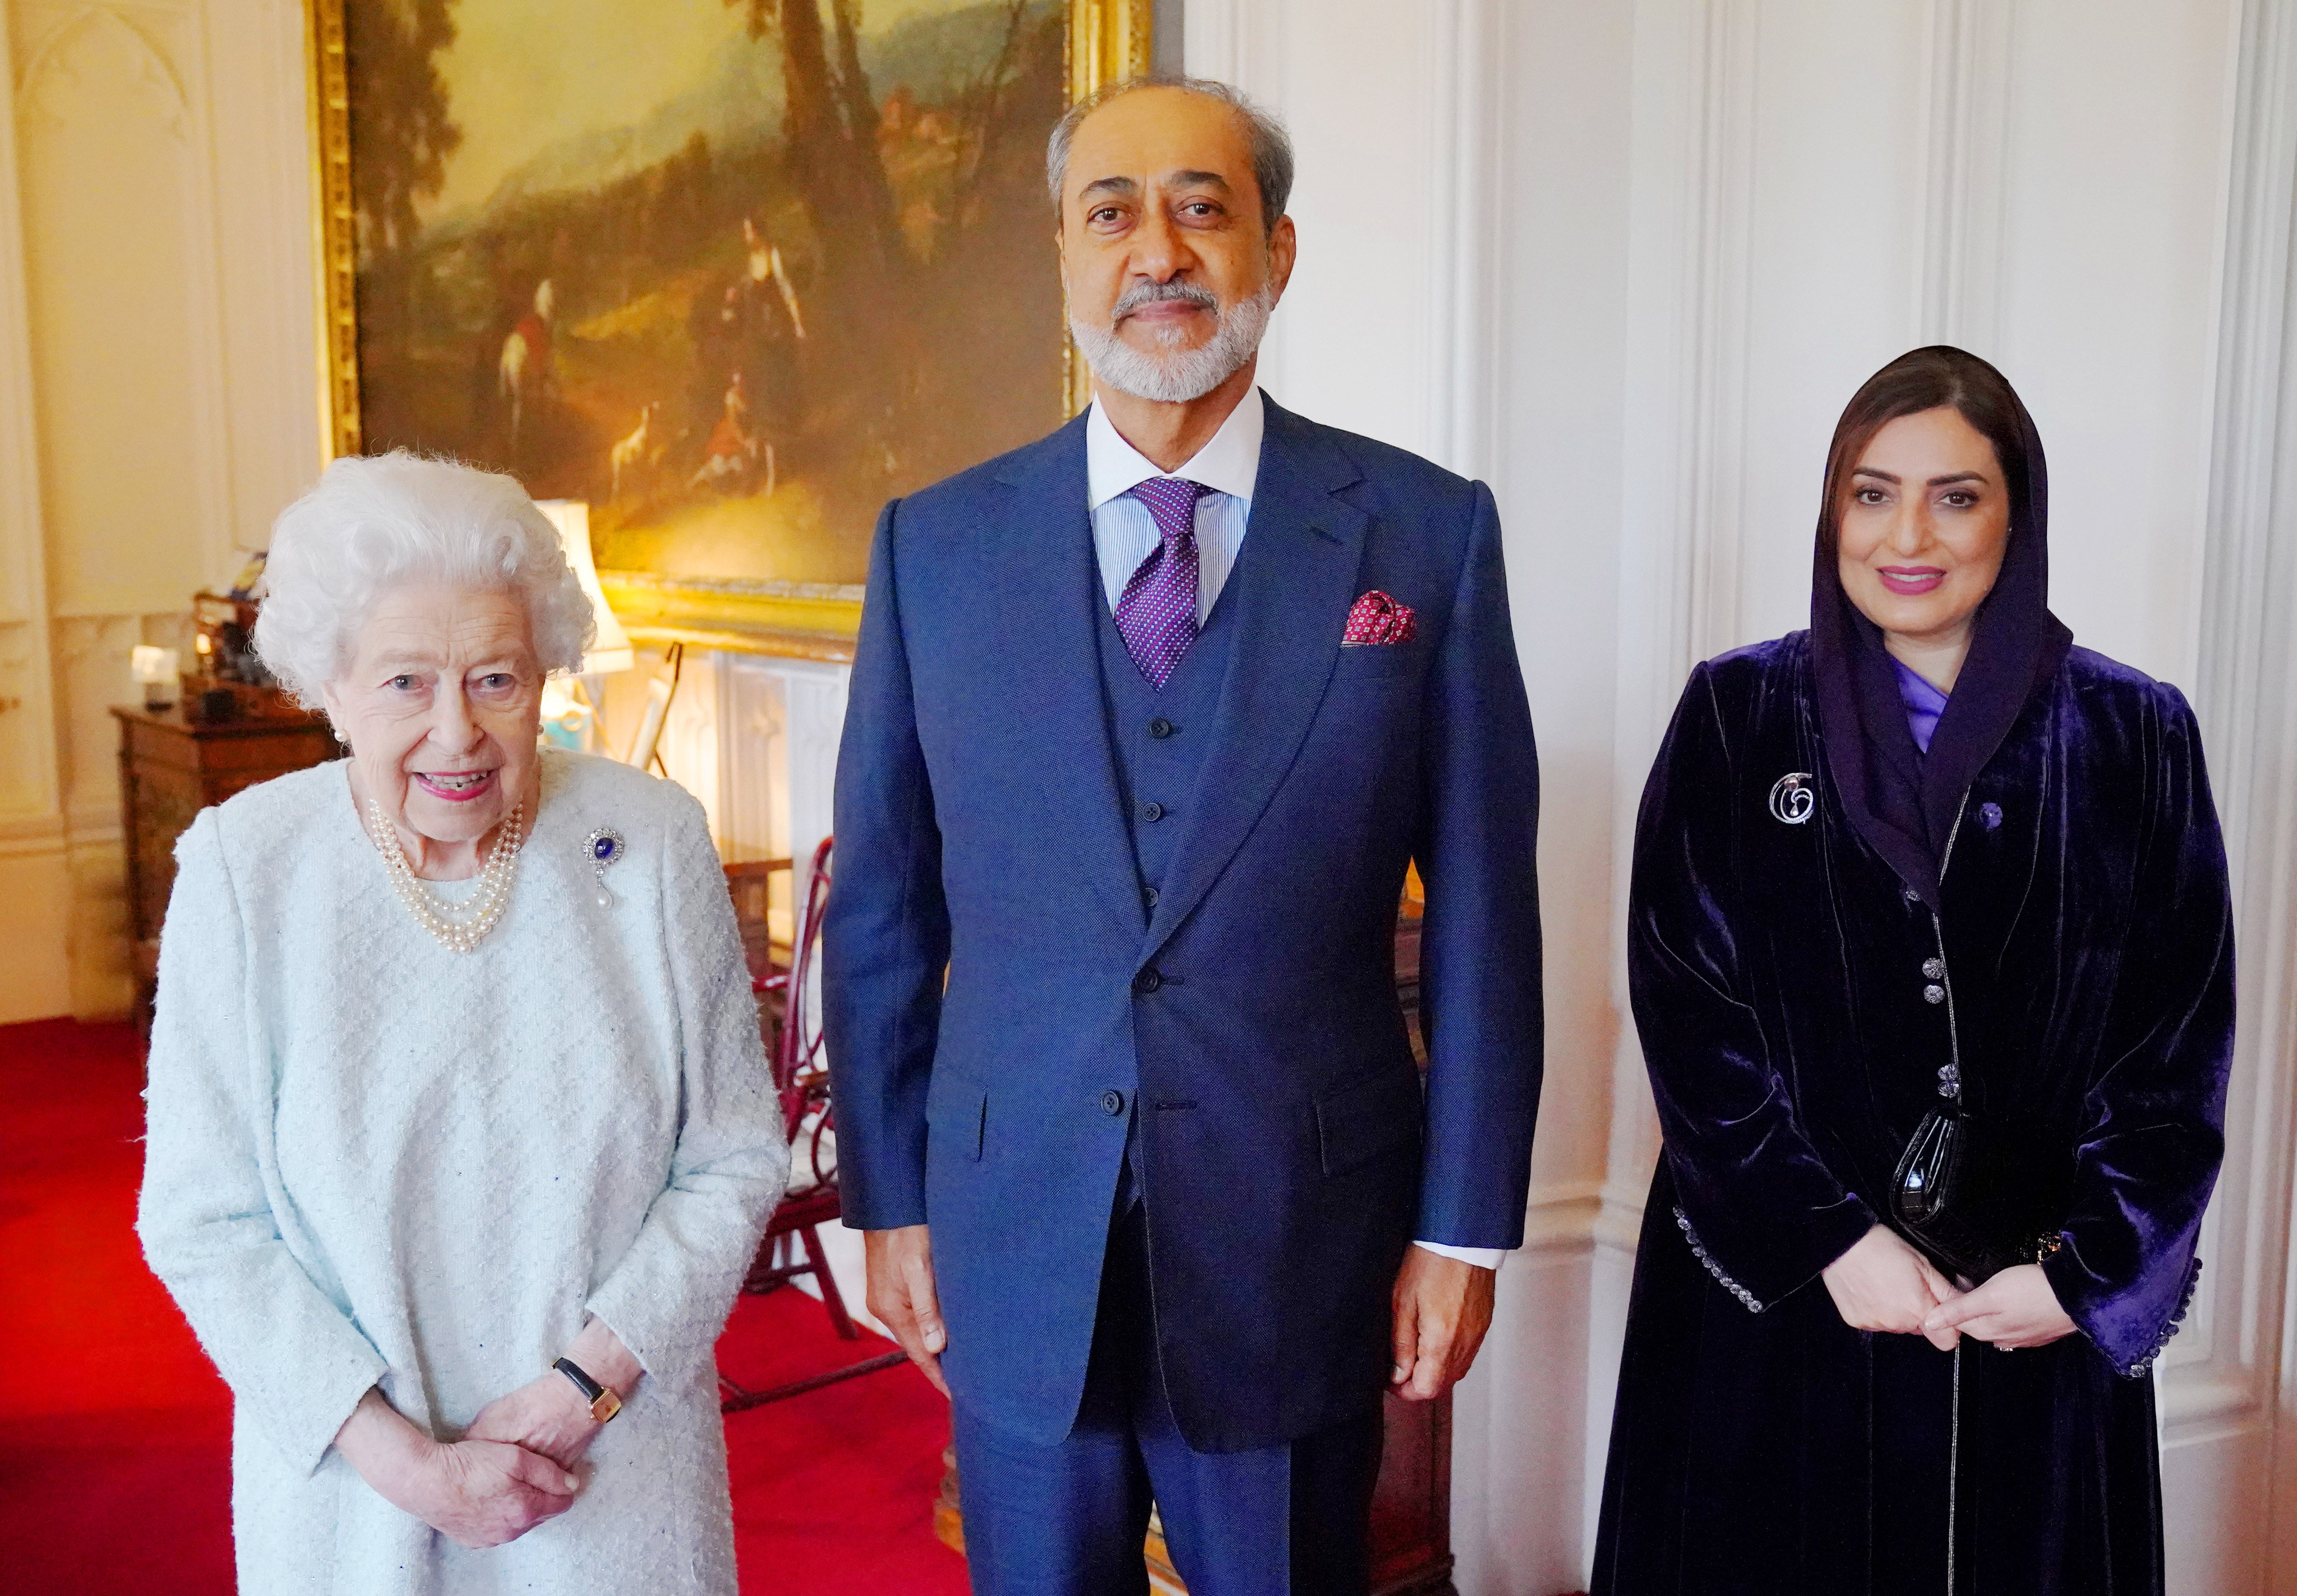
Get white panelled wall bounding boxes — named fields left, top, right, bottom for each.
left=1195, top=0, right=2297, bottom=1590
left=6, top=1, right=2297, bottom=1591
left=0, top=0, right=315, bottom=1021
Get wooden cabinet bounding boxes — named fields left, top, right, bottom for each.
left=113, top=704, right=339, bottom=1024
left=936, top=893, right=1457, bottom=1595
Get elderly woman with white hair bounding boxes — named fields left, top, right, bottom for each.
left=137, top=452, right=789, bottom=1594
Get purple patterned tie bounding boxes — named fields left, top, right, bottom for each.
left=1114, top=478, right=1211, bottom=688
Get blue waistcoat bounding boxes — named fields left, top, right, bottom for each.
left=1095, top=584, right=1239, bottom=924
left=1096, top=584, right=1239, bottom=1209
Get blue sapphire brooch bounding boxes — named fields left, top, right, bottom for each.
left=584, top=826, right=626, bottom=907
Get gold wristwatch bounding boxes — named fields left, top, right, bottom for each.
left=553, top=1356, right=624, bottom=1423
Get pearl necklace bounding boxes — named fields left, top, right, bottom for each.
left=365, top=798, right=526, bottom=954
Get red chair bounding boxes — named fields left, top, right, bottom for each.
left=720, top=835, right=907, bottom=1411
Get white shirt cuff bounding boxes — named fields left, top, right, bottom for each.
left=1413, top=1239, right=1504, bottom=1270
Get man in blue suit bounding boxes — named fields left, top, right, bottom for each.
left=824, top=75, right=1543, bottom=1596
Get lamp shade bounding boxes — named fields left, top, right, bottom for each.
left=535, top=500, right=635, bottom=675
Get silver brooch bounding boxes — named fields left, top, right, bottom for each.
left=584, top=827, right=626, bottom=908
left=1768, top=773, right=1816, bottom=826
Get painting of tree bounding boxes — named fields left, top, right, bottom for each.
left=334, top=0, right=1070, bottom=597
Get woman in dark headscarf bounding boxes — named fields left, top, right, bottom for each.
left=1592, top=346, right=2233, bottom=1594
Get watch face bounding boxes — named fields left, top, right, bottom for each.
left=592, top=1389, right=623, bottom=1424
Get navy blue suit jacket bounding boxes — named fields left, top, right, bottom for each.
left=823, top=396, right=1543, bottom=1451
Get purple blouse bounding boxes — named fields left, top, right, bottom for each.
left=1892, top=655, right=1949, bottom=755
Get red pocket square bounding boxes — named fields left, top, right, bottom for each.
left=1342, top=590, right=1416, bottom=646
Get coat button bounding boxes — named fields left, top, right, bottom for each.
left=1922, top=957, right=1945, bottom=980
left=1923, top=983, right=1946, bottom=1005
left=1143, top=886, right=1160, bottom=909
left=1148, top=717, right=1176, bottom=739
left=1100, top=1089, right=1125, bottom=1116
left=1134, top=968, right=1163, bottom=995
left=1140, top=801, right=1165, bottom=823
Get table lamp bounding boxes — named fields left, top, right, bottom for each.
left=535, top=500, right=634, bottom=674
left=131, top=645, right=180, bottom=711
left=535, top=500, right=634, bottom=751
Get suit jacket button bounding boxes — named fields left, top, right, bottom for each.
left=1148, top=717, right=1176, bottom=739
left=1101, top=1089, right=1126, bottom=1116
left=1923, top=983, right=1946, bottom=1005
left=1139, top=801, right=1164, bottom=823
left=1134, top=968, right=1163, bottom=995
left=1143, top=886, right=1160, bottom=909
left=1922, top=957, right=1945, bottom=980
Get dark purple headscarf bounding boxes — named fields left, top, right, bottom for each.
left=1811, top=346, right=2073, bottom=909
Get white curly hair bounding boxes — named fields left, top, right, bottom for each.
left=254, top=452, right=593, bottom=708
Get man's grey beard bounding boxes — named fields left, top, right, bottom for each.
left=1070, top=280, right=1276, bottom=404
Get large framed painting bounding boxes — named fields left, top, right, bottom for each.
left=308, top=0, right=1151, bottom=656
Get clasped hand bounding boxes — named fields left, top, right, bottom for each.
left=334, top=1320, right=642, bottom=1549
left=334, top=1388, right=581, bottom=1550
left=1820, top=1224, right=2076, bottom=1352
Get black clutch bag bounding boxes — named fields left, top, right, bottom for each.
left=1890, top=1107, right=2075, bottom=1283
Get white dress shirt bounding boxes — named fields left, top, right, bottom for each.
left=1087, top=386, right=1262, bottom=621
left=1083, top=389, right=1502, bottom=1274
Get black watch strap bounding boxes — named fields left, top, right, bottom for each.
left=553, top=1356, right=605, bottom=1404
left=553, top=1355, right=623, bottom=1422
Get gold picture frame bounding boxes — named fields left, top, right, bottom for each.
left=306, top=0, right=1151, bottom=659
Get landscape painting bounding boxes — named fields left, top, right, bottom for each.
left=326, top=0, right=1078, bottom=602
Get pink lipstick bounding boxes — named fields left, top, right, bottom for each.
left=1878, top=566, right=1946, bottom=596
left=413, top=769, right=498, bottom=803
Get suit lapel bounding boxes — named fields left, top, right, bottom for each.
left=990, top=418, right=1144, bottom=938
left=1143, top=400, right=1370, bottom=955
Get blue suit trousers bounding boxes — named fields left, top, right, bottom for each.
left=951, top=1195, right=1383, bottom=1596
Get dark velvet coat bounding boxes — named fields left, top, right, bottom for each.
left=1593, top=632, right=2234, bottom=1595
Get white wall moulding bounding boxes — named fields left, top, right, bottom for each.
left=12, top=6, right=190, bottom=130
left=775, top=661, right=848, bottom=877
left=64, top=828, right=128, bottom=1017
left=1989, top=0, right=2233, bottom=686
left=51, top=611, right=159, bottom=831
left=203, top=0, right=323, bottom=540
left=0, top=0, right=58, bottom=826
left=1423, top=0, right=1503, bottom=486
left=711, top=658, right=788, bottom=868
left=48, top=607, right=165, bottom=1020
left=13, top=0, right=235, bottom=620
left=1912, top=0, right=2014, bottom=351
left=2191, top=3, right=2297, bottom=1590
left=642, top=649, right=847, bottom=898
left=655, top=646, right=727, bottom=849
left=0, top=618, right=47, bottom=816
left=0, top=835, right=70, bottom=1021
left=1603, top=0, right=1775, bottom=1416
left=1673, top=0, right=1758, bottom=670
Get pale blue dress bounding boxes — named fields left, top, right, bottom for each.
left=137, top=750, right=789, bottom=1595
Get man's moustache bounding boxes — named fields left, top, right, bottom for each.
left=1112, top=283, right=1221, bottom=321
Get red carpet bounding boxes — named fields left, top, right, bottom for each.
left=0, top=1017, right=969, bottom=1595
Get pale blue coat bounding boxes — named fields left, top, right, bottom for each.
left=138, top=750, right=788, bottom=1595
